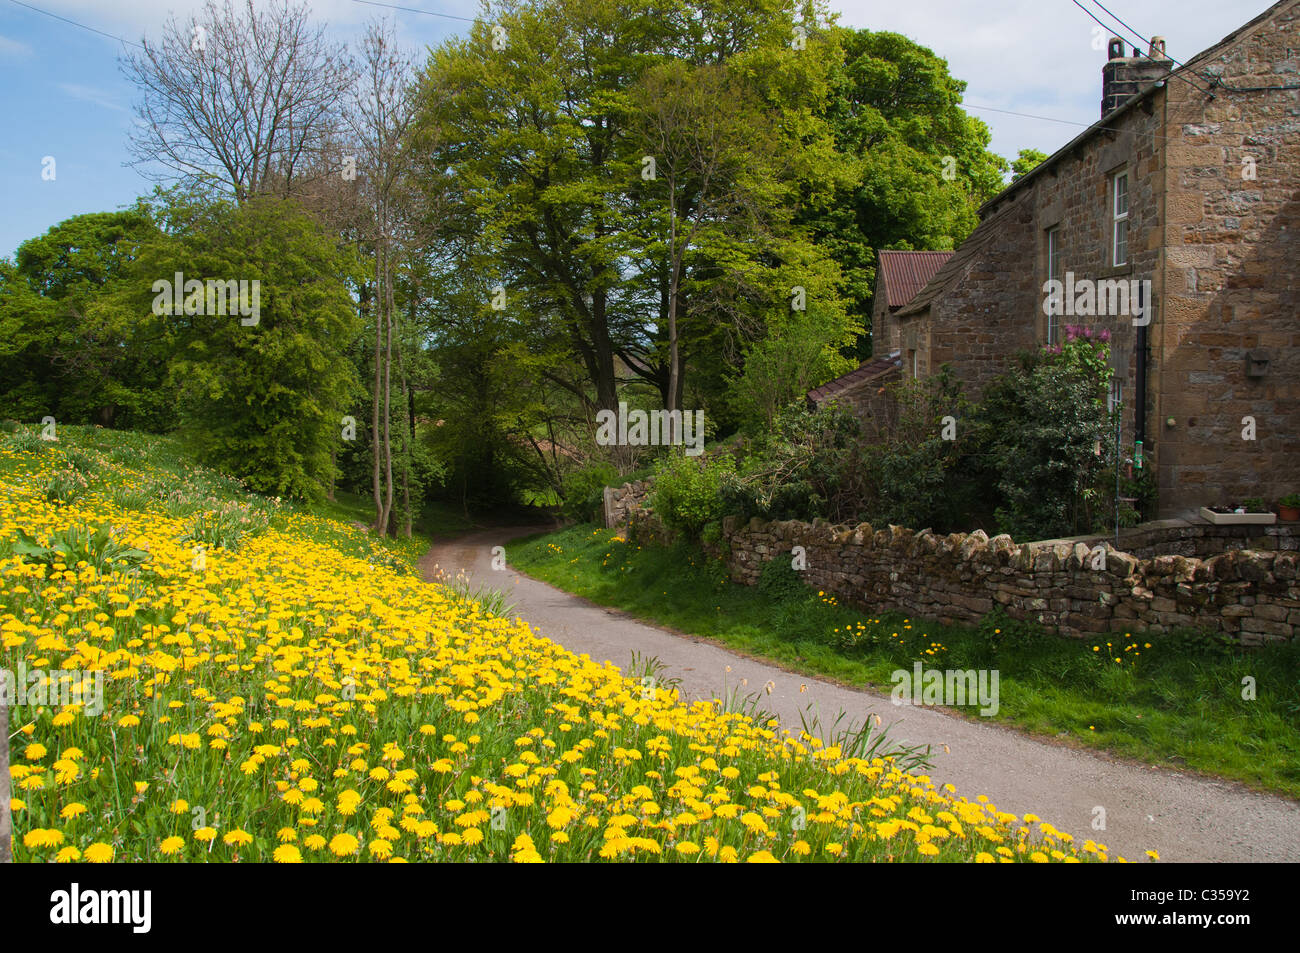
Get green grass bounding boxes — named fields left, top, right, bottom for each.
left=509, top=523, right=1300, bottom=799
left=0, top=424, right=432, bottom=571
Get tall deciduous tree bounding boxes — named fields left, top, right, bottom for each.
left=805, top=27, right=1010, bottom=353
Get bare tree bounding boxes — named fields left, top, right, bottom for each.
left=346, top=19, right=422, bottom=536
left=122, top=0, right=351, bottom=202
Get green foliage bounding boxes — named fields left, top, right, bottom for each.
left=44, top=467, right=90, bottom=506
left=1011, top=148, right=1049, bottom=181
left=11, top=525, right=150, bottom=575
left=0, top=419, right=18, bottom=433
left=860, top=368, right=975, bottom=532
left=649, top=451, right=737, bottom=540
left=979, top=329, right=1114, bottom=540
left=560, top=461, right=620, bottom=524
left=153, top=195, right=362, bottom=501
left=182, top=505, right=269, bottom=551
left=0, top=208, right=172, bottom=430
left=756, top=555, right=814, bottom=604
left=804, top=27, right=1010, bottom=346
left=721, top=404, right=867, bottom=523
left=1281, top=493, right=1300, bottom=508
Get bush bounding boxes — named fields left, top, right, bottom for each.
left=720, top=404, right=867, bottom=523
left=45, top=467, right=89, bottom=506
left=560, top=461, right=620, bottom=524
left=650, top=451, right=736, bottom=540
left=977, top=328, right=1114, bottom=540
left=756, top=554, right=814, bottom=603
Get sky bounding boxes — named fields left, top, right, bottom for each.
left=0, top=0, right=1277, bottom=259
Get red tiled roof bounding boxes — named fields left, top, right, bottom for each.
left=877, top=250, right=956, bottom=309
left=807, top=352, right=902, bottom=404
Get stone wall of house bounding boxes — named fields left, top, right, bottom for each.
left=818, top=369, right=900, bottom=439
left=713, top=516, right=1297, bottom=645
left=1154, top=2, right=1300, bottom=515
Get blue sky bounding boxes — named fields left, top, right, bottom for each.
left=0, top=0, right=1276, bottom=259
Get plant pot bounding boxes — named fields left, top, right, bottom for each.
left=1278, top=505, right=1300, bottom=522
left=1199, top=506, right=1277, bottom=526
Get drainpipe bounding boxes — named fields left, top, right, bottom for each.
left=1135, top=281, right=1148, bottom=473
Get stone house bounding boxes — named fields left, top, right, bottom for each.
left=807, top=250, right=952, bottom=430
left=893, top=0, right=1299, bottom=518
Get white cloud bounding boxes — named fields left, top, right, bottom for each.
left=58, top=82, right=128, bottom=112
left=0, top=32, right=33, bottom=57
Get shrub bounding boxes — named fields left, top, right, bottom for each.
left=45, top=467, right=90, bottom=506
left=560, top=461, right=620, bottom=524
left=978, top=328, right=1113, bottom=540
left=756, top=554, right=813, bottom=603
left=11, top=525, right=150, bottom=575
left=650, top=451, right=736, bottom=540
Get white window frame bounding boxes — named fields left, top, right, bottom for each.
left=1112, top=171, right=1129, bottom=267
left=1108, top=377, right=1123, bottom=414
left=1046, top=226, right=1062, bottom=345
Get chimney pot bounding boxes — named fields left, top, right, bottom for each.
left=1107, top=36, right=1126, bottom=60
left=1150, top=36, right=1167, bottom=58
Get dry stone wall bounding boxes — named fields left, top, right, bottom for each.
left=667, top=514, right=1297, bottom=645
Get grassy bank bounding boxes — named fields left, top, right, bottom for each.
left=1, top=425, right=1116, bottom=862
left=508, top=524, right=1300, bottom=799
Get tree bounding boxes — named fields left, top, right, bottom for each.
left=1012, top=148, right=1049, bottom=181
left=0, top=209, right=171, bottom=429
left=135, top=194, right=362, bottom=499
left=346, top=19, right=424, bottom=535
left=419, top=0, right=849, bottom=431
left=803, top=27, right=1010, bottom=353
left=121, top=0, right=351, bottom=202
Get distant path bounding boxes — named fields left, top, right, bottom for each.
left=419, top=526, right=1300, bottom=863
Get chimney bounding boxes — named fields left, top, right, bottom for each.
left=1102, top=35, right=1173, bottom=118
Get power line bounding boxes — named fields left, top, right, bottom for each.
left=1087, top=0, right=1202, bottom=76
left=5, top=0, right=142, bottom=49
left=1068, top=0, right=1216, bottom=100
left=350, top=0, right=479, bottom=24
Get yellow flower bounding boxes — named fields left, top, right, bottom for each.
left=329, top=833, right=360, bottom=856
left=84, top=842, right=114, bottom=863
left=223, top=829, right=254, bottom=847
left=273, top=844, right=303, bottom=863
left=159, top=837, right=185, bottom=855
left=56, top=846, right=83, bottom=863
left=194, top=827, right=218, bottom=843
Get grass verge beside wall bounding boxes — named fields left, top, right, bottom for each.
left=509, top=524, right=1300, bottom=799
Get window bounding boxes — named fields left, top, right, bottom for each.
left=1112, top=172, right=1129, bottom=266
left=1046, top=226, right=1062, bottom=344
left=907, top=349, right=918, bottom=378
left=1108, top=378, right=1123, bottom=414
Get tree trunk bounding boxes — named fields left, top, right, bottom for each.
left=666, top=194, right=681, bottom=445
left=371, top=249, right=385, bottom=534
left=381, top=230, right=395, bottom=537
